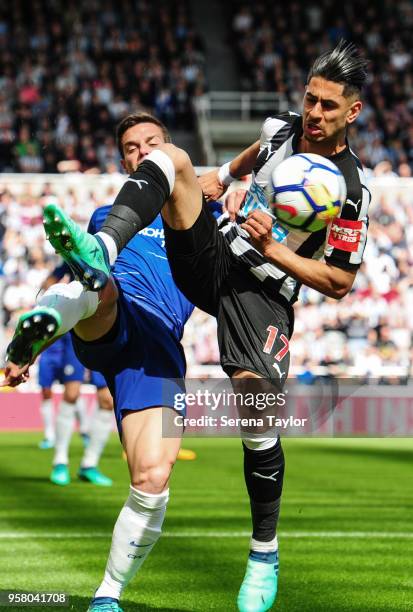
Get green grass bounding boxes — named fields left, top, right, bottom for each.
left=0, top=434, right=412, bottom=611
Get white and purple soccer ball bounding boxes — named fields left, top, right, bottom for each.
left=268, top=153, right=347, bottom=232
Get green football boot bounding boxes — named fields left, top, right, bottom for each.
left=43, top=203, right=110, bottom=291
left=237, top=551, right=279, bottom=612
left=6, top=307, right=61, bottom=366
left=87, top=598, right=124, bottom=611
left=78, top=467, right=113, bottom=487
left=38, top=438, right=55, bottom=450
left=50, top=464, right=70, bottom=486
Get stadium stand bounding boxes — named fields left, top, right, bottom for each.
left=0, top=0, right=206, bottom=173
left=227, top=0, right=413, bottom=174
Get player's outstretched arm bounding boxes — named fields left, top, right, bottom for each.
left=242, top=211, right=356, bottom=299
left=199, top=140, right=260, bottom=201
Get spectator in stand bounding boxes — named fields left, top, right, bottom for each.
left=0, top=0, right=206, bottom=173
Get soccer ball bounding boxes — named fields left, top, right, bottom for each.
left=269, top=153, right=347, bottom=232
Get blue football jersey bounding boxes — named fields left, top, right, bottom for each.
left=88, top=206, right=196, bottom=339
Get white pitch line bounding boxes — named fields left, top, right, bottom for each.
left=0, top=531, right=412, bottom=540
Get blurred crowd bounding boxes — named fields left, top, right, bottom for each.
left=0, top=0, right=206, bottom=173
left=1, top=177, right=413, bottom=382
left=3, top=1, right=413, bottom=178
left=229, top=0, right=413, bottom=176
left=292, top=181, right=413, bottom=382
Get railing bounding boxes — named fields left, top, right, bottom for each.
left=193, top=91, right=290, bottom=165
left=194, top=91, right=289, bottom=121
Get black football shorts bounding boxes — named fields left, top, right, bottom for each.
left=163, top=203, right=293, bottom=380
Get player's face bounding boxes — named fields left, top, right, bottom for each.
left=302, top=77, right=362, bottom=149
left=121, top=123, right=166, bottom=173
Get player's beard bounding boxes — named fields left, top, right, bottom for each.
left=303, top=132, right=320, bottom=144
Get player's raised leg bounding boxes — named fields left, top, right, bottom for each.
left=43, top=205, right=111, bottom=291
left=7, top=275, right=118, bottom=360
left=88, top=408, right=181, bottom=611
left=43, top=137, right=203, bottom=292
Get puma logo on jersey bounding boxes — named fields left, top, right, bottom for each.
left=252, top=470, right=280, bottom=482
left=127, top=178, right=149, bottom=189
left=265, top=144, right=275, bottom=160
left=346, top=198, right=361, bottom=211
left=273, top=362, right=285, bottom=380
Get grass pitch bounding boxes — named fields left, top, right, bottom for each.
left=0, top=434, right=412, bottom=611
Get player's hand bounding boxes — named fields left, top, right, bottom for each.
left=0, top=362, right=31, bottom=388
left=224, top=189, right=247, bottom=221
left=241, top=211, right=274, bottom=255
left=198, top=169, right=228, bottom=201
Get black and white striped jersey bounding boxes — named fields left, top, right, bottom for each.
left=219, top=112, right=371, bottom=305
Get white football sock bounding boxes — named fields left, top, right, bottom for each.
left=250, top=535, right=278, bottom=553
left=53, top=401, right=76, bottom=465
left=96, top=232, right=118, bottom=266
left=37, top=281, right=99, bottom=335
left=241, top=431, right=278, bottom=452
left=80, top=409, right=113, bottom=469
left=94, top=486, right=169, bottom=600
left=75, top=397, right=89, bottom=436
left=40, top=399, right=55, bottom=442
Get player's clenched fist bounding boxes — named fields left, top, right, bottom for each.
left=241, top=211, right=274, bottom=256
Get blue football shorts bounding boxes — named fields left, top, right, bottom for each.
left=38, top=334, right=85, bottom=388
left=71, top=290, right=186, bottom=434
left=89, top=370, right=107, bottom=389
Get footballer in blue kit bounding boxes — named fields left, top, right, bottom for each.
left=3, top=113, right=223, bottom=612
left=39, top=333, right=113, bottom=488
left=72, top=198, right=221, bottom=434
left=73, top=205, right=193, bottom=434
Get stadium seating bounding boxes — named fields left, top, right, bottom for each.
left=0, top=0, right=206, bottom=173
left=227, top=0, right=413, bottom=175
